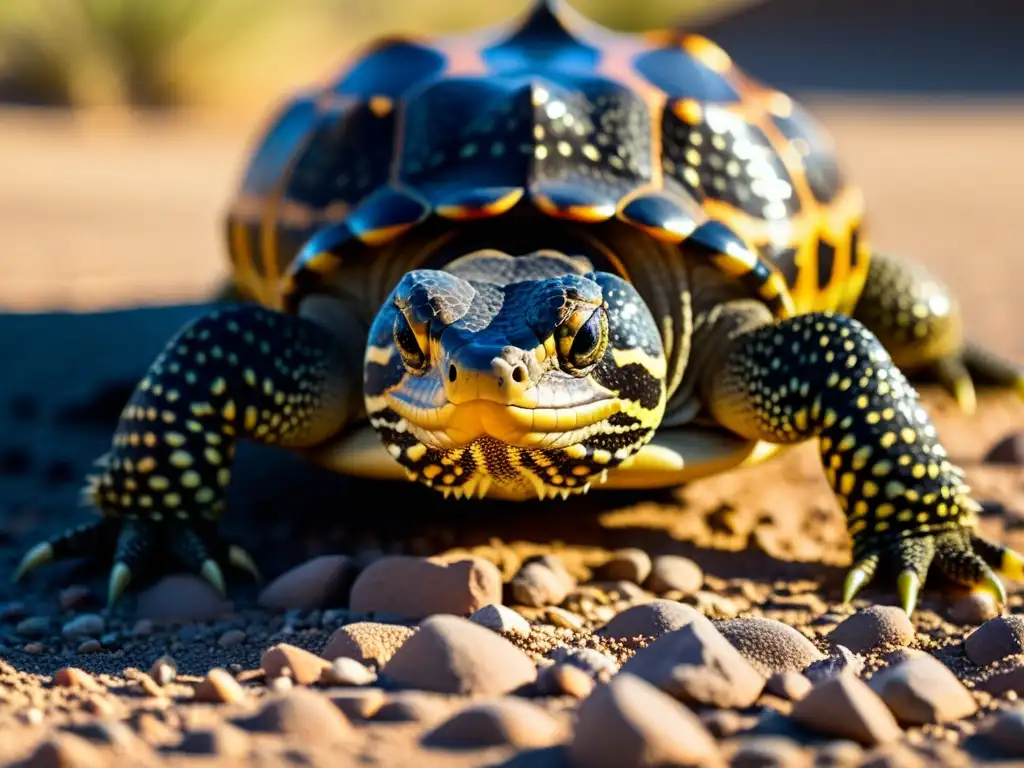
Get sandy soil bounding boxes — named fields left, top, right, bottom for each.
left=0, top=101, right=1022, bottom=766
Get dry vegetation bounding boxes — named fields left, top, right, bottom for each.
left=0, top=0, right=738, bottom=114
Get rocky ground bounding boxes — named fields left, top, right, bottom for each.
left=0, top=103, right=1023, bottom=766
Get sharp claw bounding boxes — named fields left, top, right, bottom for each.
left=977, top=563, right=1008, bottom=605
left=107, top=562, right=133, bottom=607
left=228, top=545, right=262, bottom=583
left=12, top=543, right=54, bottom=583
left=843, top=565, right=873, bottom=604
left=935, top=357, right=977, bottom=416
left=200, top=559, right=227, bottom=598
left=897, top=570, right=921, bottom=615
left=1001, top=548, right=1024, bottom=581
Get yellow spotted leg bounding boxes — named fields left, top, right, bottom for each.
left=853, top=251, right=1024, bottom=415
left=703, top=300, right=1024, bottom=615
left=11, top=304, right=360, bottom=606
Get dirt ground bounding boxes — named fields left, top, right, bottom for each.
left=0, top=100, right=1023, bottom=766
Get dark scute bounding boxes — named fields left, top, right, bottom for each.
left=817, top=238, right=837, bottom=290
left=331, top=39, right=446, bottom=98
left=482, top=1, right=600, bottom=74
left=284, top=103, right=395, bottom=209
left=239, top=96, right=319, bottom=198
left=633, top=46, right=740, bottom=102
left=758, top=244, right=800, bottom=290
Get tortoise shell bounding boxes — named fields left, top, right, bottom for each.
left=224, top=0, right=869, bottom=323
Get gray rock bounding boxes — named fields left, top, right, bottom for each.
left=469, top=603, right=531, bottom=638
left=866, top=653, right=977, bottom=725
left=964, top=615, right=1024, bottom=666
left=382, top=615, right=537, bottom=696
left=596, top=600, right=705, bottom=640
left=569, top=674, right=724, bottom=767
left=790, top=673, right=902, bottom=746
left=619, top=615, right=765, bottom=708
left=645, top=556, right=703, bottom=596
left=422, top=697, right=565, bottom=749
left=804, top=645, right=865, bottom=683
left=827, top=607, right=914, bottom=654
left=716, top=617, right=824, bottom=676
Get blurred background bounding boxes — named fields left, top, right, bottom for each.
left=0, top=0, right=1021, bottom=361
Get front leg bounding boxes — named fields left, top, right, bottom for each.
left=853, top=250, right=1024, bottom=414
left=12, top=303, right=362, bottom=605
left=701, top=300, right=1024, bottom=614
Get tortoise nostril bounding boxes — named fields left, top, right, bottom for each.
left=511, top=365, right=527, bottom=384
left=448, top=364, right=458, bottom=383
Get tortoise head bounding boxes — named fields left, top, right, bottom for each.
left=362, top=250, right=667, bottom=499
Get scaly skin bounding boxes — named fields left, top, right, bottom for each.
left=706, top=303, right=1021, bottom=613
left=12, top=305, right=358, bottom=605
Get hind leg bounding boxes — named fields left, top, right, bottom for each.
left=853, top=250, right=1024, bottom=414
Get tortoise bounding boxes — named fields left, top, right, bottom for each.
left=13, top=0, right=1024, bottom=614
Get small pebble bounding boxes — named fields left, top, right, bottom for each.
left=23, top=642, right=45, bottom=654
left=218, top=629, right=247, bottom=648
left=195, top=668, right=248, bottom=704
left=132, top=619, right=154, bottom=637
left=867, top=653, right=978, bottom=725
left=58, top=585, right=92, bottom=611
left=136, top=575, right=233, bottom=623
left=24, top=734, right=106, bottom=768
left=321, top=621, right=416, bottom=668
left=469, top=603, right=532, bottom=637
left=349, top=555, right=502, bottom=620
left=547, top=647, right=619, bottom=680
left=948, top=592, right=1000, bottom=624
left=716, top=617, right=824, bottom=676
left=570, top=673, right=723, bottom=767
left=804, top=646, right=865, bottom=683
left=383, top=614, right=537, bottom=695
left=258, top=554, right=351, bottom=611
left=827, top=607, right=914, bottom=654
left=373, top=692, right=450, bottom=724
left=984, top=432, right=1024, bottom=465
left=422, top=697, right=566, bottom=749
left=728, top=736, right=811, bottom=768
left=60, top=618, right=104, bottom=638
left=766, top=671, right=813, bottom=701
left=149, top=655, right=178, bottom=686
left=645, top=555, right=703, bottom=596
left=329, top=689, right=387, bottom=720
left=262, top=643, right=330, bottom=685
left=790, top=673, right=902, bottom=746
left=512, top=559, right=575, bottom=607
left=22, top=708, right=43, bottom=726
left=965, top=615, right=1024, bottom=665
left=596, top=600, right=704, bottom=640
left=269, top=676, right=294, bottom=693
left=619, top=616, right=765, bottom=709
left=175, top=724, right=251, bottom=759
left=540, top=663, right=595, bottom=699
left=598, top=548, right=652, bottom=585
left=53, top=667, right=102, bottom=691
left=546, top=606, right=584, bottom=629
left=983, top=706, right=1024, bottom=756
left=234, top=688, right=353, bottom=741
left=16, top=616, right=51, bottom=637
left=320, top=657, right=378, bottom=686
left=76, top=639, right=102, bottom=654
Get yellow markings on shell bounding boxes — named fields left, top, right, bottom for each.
left=210, top=377, right=227, bottom=396
left=181, top=470, right=201, bottom=488
left=163, top=493, right=181, bottom=508
left=406, top=443, right=427, bottom=462
left=137, top=457, right=156, bottom=473
left=217, top=468, right=231, bottom=487
left=222, top=400, right=237, bottom=421
left=196, top=487, right=216, bottom=504
left=169, top=450, right=193, bottom=469
left=244, top=406, right=258, bottom=431
left=204, top=447, right=222, bottom=465
left=880, top=432, right=897, bottom=449
left=149, top=476, right=170, bottom=491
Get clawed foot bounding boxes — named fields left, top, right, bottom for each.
left=11, top=517, right=262, bottom=608
left=843, top=528, right=1024, bottom=615
left=929, top=341, right=1024, bottom=417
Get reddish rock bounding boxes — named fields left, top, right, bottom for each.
left=349, top=556, right=502, bottom=619
left=261, top=643, right=330, bottom=686
left=258, top=555, right=351, bottom=611
left=321, top=622, right=416, bottom=668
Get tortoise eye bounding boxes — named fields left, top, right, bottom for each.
left=558, top=307, right=608, bottom=375
left=393, top=311, right=428, bottom=374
